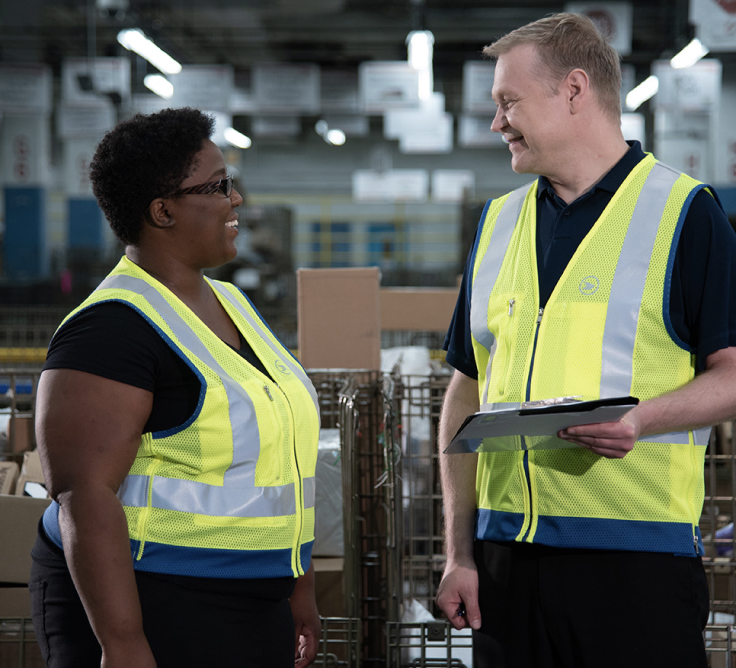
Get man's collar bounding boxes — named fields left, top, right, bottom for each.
left=537, top=140, right=646, bottom=201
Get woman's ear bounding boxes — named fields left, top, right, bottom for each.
left=146, top=198, right=175, bottom=229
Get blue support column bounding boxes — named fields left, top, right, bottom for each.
left=4, top=187, right=45, bottom=279
left=68, top=197, right=104, bottom=250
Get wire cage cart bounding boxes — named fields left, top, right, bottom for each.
left=381, top=372, right=736, bottom=668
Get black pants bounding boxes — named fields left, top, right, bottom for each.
left=472, top=540, right=710, bottom=668
left=29, top=528, right=297, bottom=668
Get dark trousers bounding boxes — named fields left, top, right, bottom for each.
left=472, top=540, right=710, bottom=668
left=30, top=535, right=297, bottom=668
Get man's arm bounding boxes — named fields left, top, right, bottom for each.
left=559, top=346, right=736, bottom=458
left=435, top=369, right=482, bottom=631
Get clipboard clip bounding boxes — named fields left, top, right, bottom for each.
left=520, top=396, right=583, bottom=409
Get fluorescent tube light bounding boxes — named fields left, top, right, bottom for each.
left=224, top=127, right=252, bottom=149
left=144, top=74, right=174, bottom=99
left=118, top=28, right=182, bottom=75
left=407, top=30, right=434, bottom=100
left=670, top=38, right=709, bottom=69
left=625, top=75, right=659, bottom=111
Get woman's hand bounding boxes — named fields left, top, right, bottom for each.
left=289, top=564, right=321, bottom=667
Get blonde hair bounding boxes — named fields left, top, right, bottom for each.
left=483, top=12, right=622, bottom=121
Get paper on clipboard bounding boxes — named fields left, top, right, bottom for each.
left=444, top=396, right=639, bottom=454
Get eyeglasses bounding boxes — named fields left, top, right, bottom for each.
left=171, top=174, right=233, bottom=198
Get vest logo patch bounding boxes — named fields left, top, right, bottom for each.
left=274, top=359, right=291, bottom=375
left=579, top=275, right=600, bottom=295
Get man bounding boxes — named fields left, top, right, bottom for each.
left=436, top=12, right=736, bottom=668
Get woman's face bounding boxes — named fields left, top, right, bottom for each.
left=166, top=139, right=243, bottom=269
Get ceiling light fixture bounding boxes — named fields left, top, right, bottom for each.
left=143, top=73, right=174, bottom=99
left=117, top=28, right=182, bottom=75
left=224, top=127, right=252, bottom=149
left=326, top=129, right=346, bottom=146
left=406, top=30, right=434, bottom=100
left=625, top=75, right=659, bottom=111
left=670, top=38, right=709, bottom=69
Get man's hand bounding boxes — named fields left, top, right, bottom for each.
left=436, top=563, right=481, bottom=631
left=558, top=410, right=641, bottom=459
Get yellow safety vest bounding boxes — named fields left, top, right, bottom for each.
left=470, top=155, right=712, bottom=555
left=45, top=256, right=320, bottom=578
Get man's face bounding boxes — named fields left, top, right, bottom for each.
left=491, top=44, right=569, bottom=176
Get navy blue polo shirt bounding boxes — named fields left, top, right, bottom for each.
left=444, top=141, right=736, bottom=377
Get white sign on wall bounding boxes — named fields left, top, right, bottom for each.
left=57, top=100, right=116, bottom=139
left=458, top=115, right=505, bottom=148
left=565, top=2, right=633, bottom=55
left=63, top=138, right=97, bottom=196
left=170, top=65, right=234, bottom=112
left=0, top=64, right=52, bottom=113
left=253, top=63, right=320, bottom=114
left=352, top=169, right=429, bottom=202
left=432, top=170, right=475, bottom=202
left=691, top=0, right=736, bottom=51
left=359, top=62, right=420, bottom=113
left=0, top=115, right=50, bottom=185
left=399, top=113, right=453, bottom=154
left=652, top=59, right=722, bottom=113
left=62, top=58, right=131, bottom=104
left=656, top=137, right=709, bottom=181
left=462, top=61, right=496, bottom=114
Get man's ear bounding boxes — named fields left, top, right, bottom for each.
left=146, top=198, right=175, bottom=229
left=566, top=68, right=590, bottom=114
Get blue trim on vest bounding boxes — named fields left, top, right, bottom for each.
left=128, top=539, right=314, bottom=579
left=476, top=508, right=702, bottom=556
left=63, top=298, right=207, bottom=439
left=476, top=507, right=526, bottom=541
left=42, top=501, right=64, bottom=548
left=471, top=199, right=493, bottom=273
left=663, top=183, right=713, bottom=352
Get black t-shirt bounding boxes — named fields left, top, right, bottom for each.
left=43, top=300, right=273, bottom=433
left=444, top=142, right=736, bottom=376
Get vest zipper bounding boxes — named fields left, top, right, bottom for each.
left=270, top=381, right=305, bottom=577
left=521, top=307, right=544, bottom=542
left=263, top=385, right=274, bottom=401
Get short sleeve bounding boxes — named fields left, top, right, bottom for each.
left=443, top=225, right=482, bottom=380
left=44, top=301, right=165, bottom=391
left=669, top=188, right=736, bottom=372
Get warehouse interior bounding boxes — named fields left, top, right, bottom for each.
left=2, top=0, right=736, bottom=666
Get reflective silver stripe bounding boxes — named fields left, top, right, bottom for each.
left=100, top=274, right=295, bottom=517
left=640, top=426, right=711, bottom=446
left=471, top=183, right=535, bottom=405
left=479, top=401, right=521, bottom=412
left=209, top=280, right=319, bottom=412
left=303, top=476, right=316, bottom=509
left=600, top=162, right=681, bottom=398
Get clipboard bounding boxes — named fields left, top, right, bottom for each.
left=444, top=396, right=639, bottom=454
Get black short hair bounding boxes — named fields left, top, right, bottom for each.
left=90, top=107, right=215, bottom=245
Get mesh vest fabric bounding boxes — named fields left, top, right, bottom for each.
left=43, top=256, right=320, bottom=579
left=470, top=156, right=711, bottom=556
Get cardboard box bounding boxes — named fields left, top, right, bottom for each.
left=0, top=463, right=19, bottom=495
left=15, top=451, right=48, bottom=499
left=297, top=268, right=381, bottom=370
left=380, top=287, right=459, bottom=332
left=8, top=416, right=34, bottom=454
left=0, top=495, right=52, bottom=583
left=313, top=557, right=345, bottom=618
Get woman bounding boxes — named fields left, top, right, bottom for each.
left=30, top=107, right=321, bottom=668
